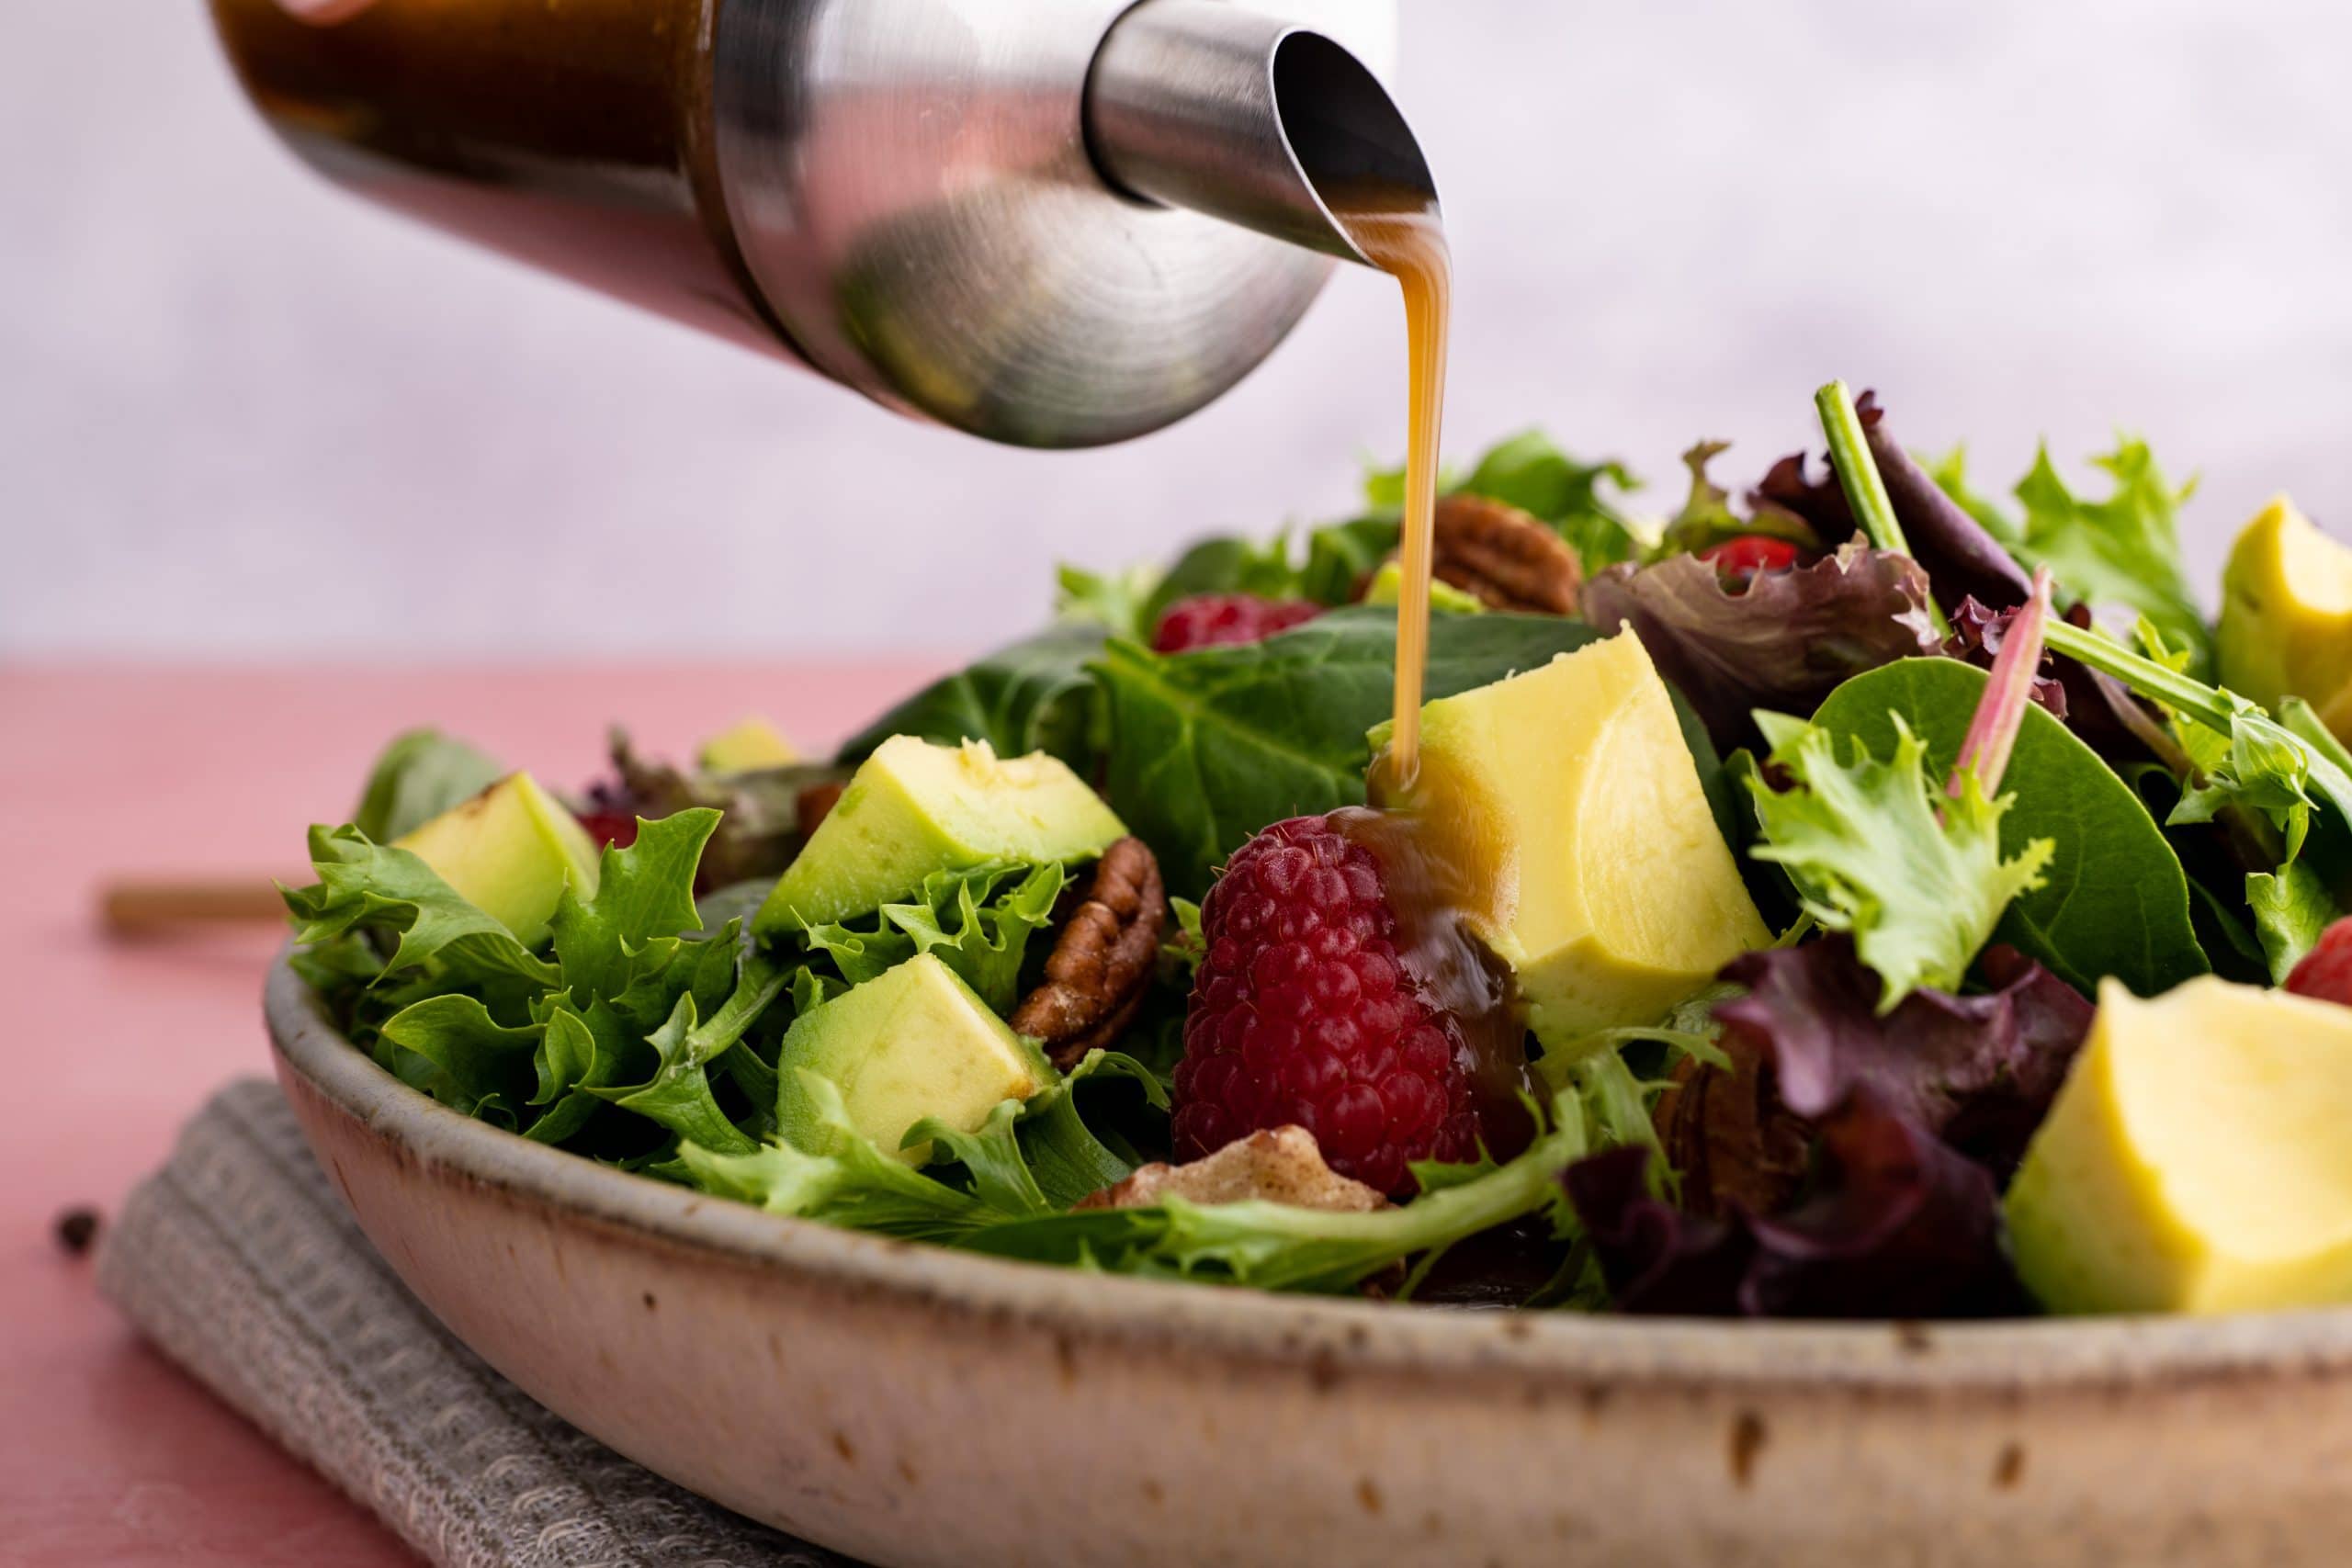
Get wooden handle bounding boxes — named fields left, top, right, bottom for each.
left=100, top=878, right=291, bottom=935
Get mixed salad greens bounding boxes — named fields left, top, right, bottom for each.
left=287, top=381, right=2352, bottom=1319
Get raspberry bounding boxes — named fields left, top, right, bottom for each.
left=2287, top=918, right=2352, bottom=1007
left=1170, top=813, right=1487, bottom=1195
left=1151, top=593, right=1323, bottom=654
left=1699, top=535, right=1802, bottom=587
left=573, top=778, right=639, bottom=850
left=576, top=809, right=638, bottom=850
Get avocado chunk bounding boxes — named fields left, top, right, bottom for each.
left=2218, top=497, right=2352, bottom=740
left=391, top=772, right=601, bottom=945
left=2007, top=976, right=2352, bottom=1314
left=776, top=952, right=1051, bottom=1164
left=1363, top=560, right=1485, bottom=615
left=1397, top=628, right=1771, bottom=1053
left=698, top=716, right=797, bottom=773
left=753, top=736, right=1125, bottom=935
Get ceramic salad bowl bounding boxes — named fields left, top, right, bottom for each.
left=265, top=955, right=2352, bottom=1566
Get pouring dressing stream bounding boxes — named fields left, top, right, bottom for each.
left=1323, top=183, right=1541, bottom=1153
left=1329, top=188, right=1453, bottom=788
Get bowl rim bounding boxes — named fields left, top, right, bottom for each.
left=266, top=950, right=2352, bottom=1394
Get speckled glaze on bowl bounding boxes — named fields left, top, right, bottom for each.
left=266, top=956, right=2352, bottom=1566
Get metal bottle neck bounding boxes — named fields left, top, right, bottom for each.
left=1084, top=1, right=1438, bottom=268
left=711, top=0, right=1418, bottom=448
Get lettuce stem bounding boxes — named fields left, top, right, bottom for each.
left=1815, top=379, right=1950, bottom=638
left=2042, top=618, right=2236, bottom=731
left=1815, top=379, right=1909, bottom=555
left=1951, top=566, right=2052, bottom=796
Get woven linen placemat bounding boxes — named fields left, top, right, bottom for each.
left=96, top=1078, right=856, bottom=1568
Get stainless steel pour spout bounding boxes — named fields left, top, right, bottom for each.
left=1088, top=1, right=1440, bottom=267
left=208, top=0, right=1433, bottom=448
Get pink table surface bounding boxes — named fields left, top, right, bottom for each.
left=0, top=662, right=947, bottom=1568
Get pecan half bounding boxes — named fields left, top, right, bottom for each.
left=1074, top=1126, right=1388, bottom=1213
left=1430, top=493, right=1582, bottom=615
left=1010, top=836, right=1166, bottom=1069
left=1652, top=1043, right=1814, bottom=1221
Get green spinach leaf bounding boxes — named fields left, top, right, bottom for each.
left=1149, top=534, right=1306, bottom=614
left=1130, top=524, right=1391, bottom=620
left=1297, top=517, right=1399, bottom=605
left=1461, top=429, right=1638, bottom=537
left=350, top=728, right=504, bottom=843
left=1092, top=607, right=1604, bottom=897
left=836, top=624, right=1106, bottom=771
left=1807, top=658, right=2208, bottom=996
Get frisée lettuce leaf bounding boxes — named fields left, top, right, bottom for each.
left=280, top=825, right=560, bottom=991
left=955, top=1088, right=1591, bottom=1292
left=2010, top=439, right=2213, bottom=676
left=800, top=861, right=1065, bottom=1015
left=1804, top=658, right=2210, bottom=998
left=1746, top=712, right=2055, bottom=1010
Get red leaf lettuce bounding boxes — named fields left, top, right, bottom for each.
left=1582, top=544, right=1940, bottom=751
left=1563, top=937, right=2093, bottom=1317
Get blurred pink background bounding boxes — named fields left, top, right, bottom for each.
left=7, top=1, right=2351, bottom=661
left=0, top=665, right=940, bottom=1565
